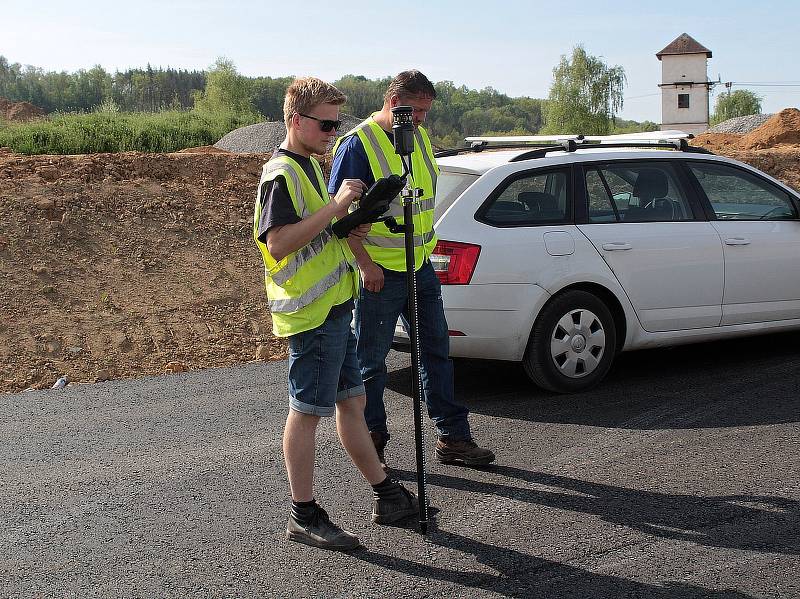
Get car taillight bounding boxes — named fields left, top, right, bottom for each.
left=431, top=240, right=481, bottom=285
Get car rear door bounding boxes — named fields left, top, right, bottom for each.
left=576, top=160, right=724, bottom=332
left=685, top=160, right=800, bottom=325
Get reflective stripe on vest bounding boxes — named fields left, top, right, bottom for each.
left=264, top=158, right=308, bottom=217
left=268, top=258, right=351, bottom=313
left=252, top=154, right=356, bottom=336
left=363, top=230, right=436, bottom=248
left=270, top=225, right=334, bottom=286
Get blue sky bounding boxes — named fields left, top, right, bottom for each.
left=2, top=0, right=799, bottom=122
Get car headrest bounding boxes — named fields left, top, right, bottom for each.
left=518, top=191, right=557, bottom=211
left=633, top=169, right=668, bottom=200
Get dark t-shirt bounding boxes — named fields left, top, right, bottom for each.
left=328, top=129, right=395, bottom=194
left=256, top=148, right=324, bottom=244
left=257, top=148, right=353, bottom=317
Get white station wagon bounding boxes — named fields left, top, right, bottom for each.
left=396, top=132, right=800, bottom=392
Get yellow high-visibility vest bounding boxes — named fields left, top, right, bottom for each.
left=332, top=115, right=439, bottom=272
left=252, top=154, right=357, bottom=337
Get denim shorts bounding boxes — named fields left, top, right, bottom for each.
left=287, top=310, right=365, bottom=417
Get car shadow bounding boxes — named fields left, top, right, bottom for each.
left=390, top=466, right=799, bottom=556
left=385, top=331, right=800, bottom=428
left=352, top=518, right=759, bottom=598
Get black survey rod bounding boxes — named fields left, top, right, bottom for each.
left=400, top=154, right=428, bottom=535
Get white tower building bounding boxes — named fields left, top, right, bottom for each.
left=657, top=33, right=713, bottom=135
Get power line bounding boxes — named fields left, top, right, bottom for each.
left=730, top=81, right=800, bottom=85
left=624, top=92, right=661, bottom=100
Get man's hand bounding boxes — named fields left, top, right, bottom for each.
left=360, top=260, right=384, bottom=293
left=332, top=179, right=366, bottom=218
left=347, top=223, right=371, bottom=241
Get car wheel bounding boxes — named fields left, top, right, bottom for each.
left=523, top=290, right=617, bottom=393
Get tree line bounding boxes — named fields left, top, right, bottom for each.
left=0, top=56, right=551, bottom=145
left=2, top=49, right=671, bottom=149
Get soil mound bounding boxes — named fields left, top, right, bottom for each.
left=691, top=132, right=743, bottom=151
left=0, top=97, right=45, bottom=122
left=0, top=150, right=286, bottom=393
left=741, top=108, right=800, bottom=149
left=176, top=145, right=232, bottom=154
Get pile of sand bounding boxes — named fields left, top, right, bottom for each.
left=693, top=108, right=800, bottom=154
left=741, top=108, right=800, bottom=149
left=0, top=97, right=45, bottom=122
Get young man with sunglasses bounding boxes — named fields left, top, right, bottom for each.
left=329, top=71, right=496, bottom=472
left=253, top=77, right=418, bottom=552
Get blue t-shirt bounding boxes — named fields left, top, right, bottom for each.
left=328, top=130, right=395, bottom=195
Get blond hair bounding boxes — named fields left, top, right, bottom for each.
left=283, top=77, right=346, bottom=127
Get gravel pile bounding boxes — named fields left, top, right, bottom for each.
left=708, top=113, right=774, bottom=134
left=214, top=114, right=364, bottom=153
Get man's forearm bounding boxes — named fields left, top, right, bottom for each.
left=268, top=203, right=339, bottom=261
left=347, top=237, right=376, bottom=270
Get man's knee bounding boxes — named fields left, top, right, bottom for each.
left=287, top=408, right=322, bottom=426
left=336, top=394, right=367, bottom=413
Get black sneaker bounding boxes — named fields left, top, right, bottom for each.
left=370, top=431, right=390, bottom=473
left=286, top=505, right=360, bottom=551
left=372, top=481, right=419, bottom=524
left=436, top=438, right=495, bottom=466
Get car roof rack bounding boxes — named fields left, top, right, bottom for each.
left=434, top=130, right=714, bottom=159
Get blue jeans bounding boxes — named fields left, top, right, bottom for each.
left=354, top=261, right=471, bottom=441
left=287, top=310, right=365, bottom=417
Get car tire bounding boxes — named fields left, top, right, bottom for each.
left=523, top=290, right=617, bottom=393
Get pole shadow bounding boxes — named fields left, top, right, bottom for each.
left=352, top=519, right=759, bottom=598
left=391, top=465, right=799, bottom=556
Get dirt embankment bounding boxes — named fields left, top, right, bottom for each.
left=0, top=151, right=286, bottom=393
left=0, top=97, right=46, bottom=122
left=1, top=109, right=800, bottom=394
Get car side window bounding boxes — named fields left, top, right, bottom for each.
left=587, top=162, right=694, bottom=223
left=688, top=162, right=798, bottom=220
left=481, top=169, right=569, bottom=226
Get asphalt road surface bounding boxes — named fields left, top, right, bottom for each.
left=2, top=332, right=799, bottom=598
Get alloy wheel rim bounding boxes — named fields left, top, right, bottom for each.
left=549, top=308, right=606, bottom=379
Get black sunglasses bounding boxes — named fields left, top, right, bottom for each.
left=298, top=112, right=342, bottom=132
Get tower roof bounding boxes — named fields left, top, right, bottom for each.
left=656, top=33, right=712, bottom=60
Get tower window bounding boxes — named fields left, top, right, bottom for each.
left=678, top=94, right=690, bottom=109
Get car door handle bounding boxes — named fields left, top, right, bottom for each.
left=724, top=237, right=751, bottom=246
left=601, top=242, right=632, bottom=251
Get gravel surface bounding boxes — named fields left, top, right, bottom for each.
left=708, top=113, right=774, bottom=134
left=215, top=114, right=364, bottom=153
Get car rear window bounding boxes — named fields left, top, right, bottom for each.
left=478, top=168, right=571, bottom=226
left=434, top=172, right=479, bottom=220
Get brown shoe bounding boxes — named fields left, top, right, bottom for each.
left=370, top=431, right=390, bottom=473
left=436, top=438, right=495, bottom=466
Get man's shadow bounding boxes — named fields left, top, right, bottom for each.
left=352, top=518, right=758, bottom=598
left=392, top=465, right=799, bottom=555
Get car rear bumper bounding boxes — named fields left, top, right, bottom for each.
left=392, top=283, right=551, bottom=361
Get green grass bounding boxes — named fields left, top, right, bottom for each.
left=0, top=109, right=260, bottom=155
